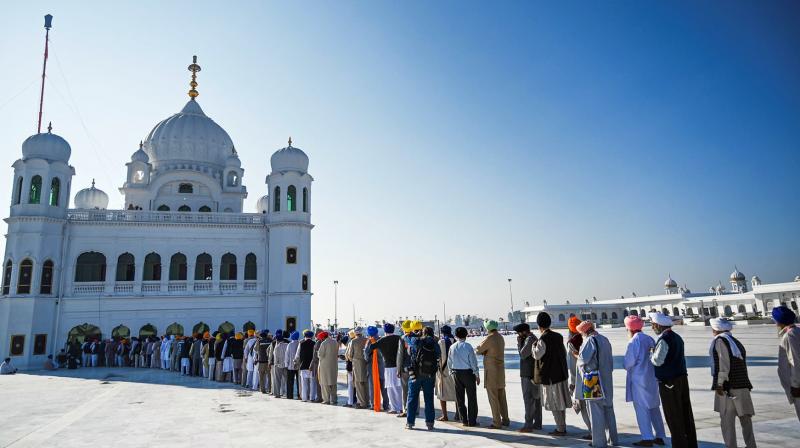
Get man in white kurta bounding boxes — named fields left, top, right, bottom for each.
left=577, top=321, right=618, bottom=448
left=709, top=318, right=756, bottom=448
left=623, top=316, right=666, bottom=446
left=243, top=332, right=258, bottom=388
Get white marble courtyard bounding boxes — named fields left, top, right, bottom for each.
left=0, top=326, right=796, bottom=447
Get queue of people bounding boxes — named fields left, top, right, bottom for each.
left=35, top=304, right=799, bottom=447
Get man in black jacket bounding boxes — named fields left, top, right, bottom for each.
left=533, top=312, right=571, bottom=436
left=514, top=323, right=542, bottom=432
left=297, top=330, right=317, bottom=401
left=367, top=323, right=403, bottom=413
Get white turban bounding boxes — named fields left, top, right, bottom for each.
left=710, top=318, right=733, bottom=332
left=648, top=312, right=672, bottom=327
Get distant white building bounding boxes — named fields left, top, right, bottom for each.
left=0, top=57, right=314, bottom=369
left=524, top=270, right=800, bottom=328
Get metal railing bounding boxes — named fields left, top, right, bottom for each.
left=67, top=209, right=266, bottom=225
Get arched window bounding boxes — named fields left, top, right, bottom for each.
left=218, top=321, right=234, bottom=334
left=178, top=205, right=191, bottom=212
left=673, top=307, right=680, bottom=316
left=737, top=304, right=746, bottom=313
left=558, top=313, right=565, bottom=322
left=639, top=309, right=646, bottom=317
left=623, top=310, right=629, bottom=317
left=662, top=308, right=669, bottom=315
left=139, top=324, right=157, bottom=338
left=244, top=253, right=257, bottom=280
left=724, top=305, right=733, bottom=317
left=242, top=321, right=256, bottom=332
left=630, top=309, right=638, bottom=317
left=273, top=186, right=281, bottom=212
left=75, top=252, right=106, bottom=282
left=611, top=312, right=618, bottom=320
left=227, top=171, right=238, bottom=186
left=112, top=325, right=130, bottom=339
left=49, top=177, right=60, bottom=206
left=165, top=322, right=184, bottom=337
left=169, top=253, right=187, bottom=280
left=14, top=177, right=23, bottom=205
left=193, top=322, right=210, bottom=335
left=286, top=247, right=297, bottom=264
left=178, top=183, right=193, bottom=194
left=144, top=253, right=161, bottom=281
left=2, top=260, right=12, bottom=295
left=302, top=274, right=309, bottom=291
left=223, top=207, right=233, bottom=212
left=116, top=253, right=135, bottom=281
left=195, top=253, right=212, bottom=280
left=220, top=253, right=237, bottom=280
left=157, top=205, right=170, bottom=211
left=601, top=312, right=608, bottom=320
left=287, top=185, right=297, bottom=211
left=17, top=259, right=33, bottom=294
left=67, top=323, right=101, bottom=344
left=591, top=312, right=597, bottom=320
left=29, top=175, right=42, bottom=204
left=198, top=206, right=211, bottom=212
left=302, top=187, right=308, bottom=212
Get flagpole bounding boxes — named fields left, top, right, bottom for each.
left=37, top=14, right=53, bottom=134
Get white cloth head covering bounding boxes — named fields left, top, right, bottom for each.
left=708, top=328, right=743, bottom=363
left=648, top=312, right=672, bottom=327
left=709, top=317, right=733, bottom=332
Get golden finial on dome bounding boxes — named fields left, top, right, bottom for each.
left=288, top=136, right=292, bottom=147
left=187, top=55, right=201, bottom=99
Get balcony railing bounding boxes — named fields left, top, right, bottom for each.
left=194, top=280, right=213, bottom=291
left=168, top=281, right=187, bottom=292
left=67, top=210, right=266, bottom=225
left=244, top=281, right=257, bottom=291
left=114, top=282, right=134, bottom=293
left=220, top=280, right=237, bottom=292
left=73, top=282, right=105, bottom=295
left=141, top=281, right=161, bottom=293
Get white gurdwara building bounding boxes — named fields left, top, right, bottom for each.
left=0, top=58, right=313, bottom=369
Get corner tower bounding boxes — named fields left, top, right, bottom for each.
left=265, top=138, right=313, bottom=333
left=0, top=124, right=75, bottom=367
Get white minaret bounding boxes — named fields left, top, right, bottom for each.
left=1, top=123, right=75, bottom=367
left=265, top=137, right=313, bottom=333
left=730, top=266, right=747, bottom=293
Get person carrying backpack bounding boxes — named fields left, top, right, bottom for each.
left=404, top=325, right=441, bottom=430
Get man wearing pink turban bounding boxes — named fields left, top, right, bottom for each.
left=577, top=321, right=618, bottom=448
left=624, top=315, right=666, bottom=446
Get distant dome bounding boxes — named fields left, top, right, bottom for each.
left=74, top=180, right=109, bottom=209
left=270, top=139, right=309, bottom=173
left=143, top=99, right=234, bottom=170
left=131, top=142, right=149, bottom=163
left=22, top=126, right=71, bottom=162
left=730, top=267, right=745, bottom=281
left=664, top=275, right=677, bottom=288
left=256, top=195, right=269, bottom=214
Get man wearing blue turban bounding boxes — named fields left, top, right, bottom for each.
left=773, top=305, right=800, bottom=421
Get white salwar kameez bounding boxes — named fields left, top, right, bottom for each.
left=624, top=331, right=666, bottom=441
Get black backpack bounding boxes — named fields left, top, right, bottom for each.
left=413, top=338, right=438, bottom=378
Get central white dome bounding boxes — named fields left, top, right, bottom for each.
left=143, top=99, right=234, bottom=169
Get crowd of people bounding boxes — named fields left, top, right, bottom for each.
left=36, top=305, right=800, bottom=447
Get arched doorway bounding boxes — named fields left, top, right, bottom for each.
left=165, top=322, right=184, bottom=337
left=193, top=322, right=210, bottom=336
left=218, top=321, right=234, bottom=334
left=112, top=325, right=130, bottom=339
left=68, top=323, right=102, bottom=344
left=139, top=324, right=157, bottom=339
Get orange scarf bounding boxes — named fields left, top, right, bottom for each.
left=370, top=336, right=381, bottom=412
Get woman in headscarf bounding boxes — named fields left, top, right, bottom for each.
left=436, top=325, right=457, bottom=421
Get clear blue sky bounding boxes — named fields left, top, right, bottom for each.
left=1, top=1, right=798, bottom=325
